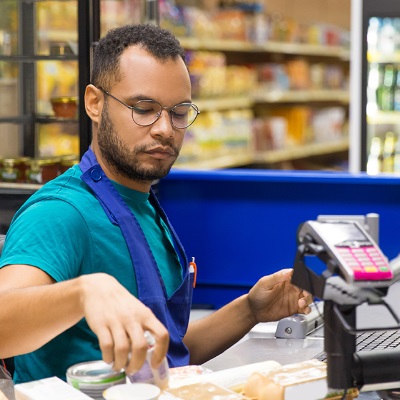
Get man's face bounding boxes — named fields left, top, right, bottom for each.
left=97, top=46, right=191, bottom=184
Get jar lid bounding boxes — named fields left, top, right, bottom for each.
left=51, top=96, right=78, bottom=104
left=66, top=361, right=125, bottom=383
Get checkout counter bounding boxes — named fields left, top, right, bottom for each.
left=159, top=169, right=400, bottom=399
left=201, top=282, right=400, bottom=399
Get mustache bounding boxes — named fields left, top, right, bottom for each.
left=137, top=140, right=180, bottom=156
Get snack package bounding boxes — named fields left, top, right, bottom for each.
left=243, top=359, right=328, bottom=400
left=161, top=381, right=250, bottom=400
left=168, top=361, right=281, bottom=390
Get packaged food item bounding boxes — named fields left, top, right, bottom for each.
left=1, top=158, right=19, bottom=182
left=27, top=158, right=59, bottom=184
left=103, top=383, right=161, bottom=400
left=15, top=376, right=92, bottom=399
left=161, top=381, right=250, bottom=400
left=128, top=331, right=169, bottom=389
left=243, top=359, right=328, bottom=400
left=50, top=96, right=78, bottom=118
left=15, top=157, right=31, bottom=183
left=66, top=360, right=126, bottom=400
left=59, top=154, right=79, bottom=173
left=168, top=360, right=280, bottom=392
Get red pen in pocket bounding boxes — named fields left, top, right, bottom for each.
left=189, top=257, right=197, bottom=288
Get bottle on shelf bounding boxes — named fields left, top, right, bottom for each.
left=366, top=136, right=382, bottom=175
left=393, top=69, right=400, bottom=111
left=377, top=64, right=395, bottom=111
left=367, top=17, right=381, bottom=55
left=394, top=134, right=400, bottom=173
left=378, top=18, right=396, bottom=55
left=367, top=63, right=380, bottom=114
left=382, top=131, right=395, bottom=173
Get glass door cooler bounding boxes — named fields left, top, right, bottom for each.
left=0, top=0, right=147, bottom=185
left=350, top=0, right=400, bottom=174
left=0, top=0, right=81, bottom=184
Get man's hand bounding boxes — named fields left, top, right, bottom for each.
left=247, top=268, right=312, bottom=324
left=80, top=273, right=169, bottom=374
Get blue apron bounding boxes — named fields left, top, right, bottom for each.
left=79, top=148, right=193, bottom=367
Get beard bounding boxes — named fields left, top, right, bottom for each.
left=97, top=103, right=180, bottom=182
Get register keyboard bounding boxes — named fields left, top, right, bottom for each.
left=314, top=329, right=400, bottom=362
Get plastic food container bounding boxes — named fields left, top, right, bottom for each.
left=103, top=383, right=161, bottom=400
left=50, top=96, right=78, bottom=118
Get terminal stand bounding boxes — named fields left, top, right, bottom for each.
left=292, top=237, right=400, bottom=393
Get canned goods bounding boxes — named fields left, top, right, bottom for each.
left=66, top=361, right=126, bottom=400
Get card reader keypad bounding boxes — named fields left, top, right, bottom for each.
left=336, top=246, right=393, bottom=280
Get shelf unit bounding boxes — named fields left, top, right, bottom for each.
left=174, top=138, right=349, bottom=169
left=179, top=37, right=350, bottom=60
left=179, top=36, right=350, bottom=169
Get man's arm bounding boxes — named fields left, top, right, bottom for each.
left=0, top=265, right=169, bottom=374
left=184, top=269, right=312, bottom=365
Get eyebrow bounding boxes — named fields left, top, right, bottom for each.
left=127, top=94, right=193, bottom=105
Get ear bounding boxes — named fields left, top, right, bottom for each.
left=85, top=84, right=103, bottom=123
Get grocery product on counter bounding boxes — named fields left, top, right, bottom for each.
left=161, top=382, right=250, bottom=399
left=66, top=361, right=126, bottom=400
left=103, top=383, right=161, bottom=400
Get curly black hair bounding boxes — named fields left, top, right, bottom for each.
left=91, top=23, right=186, bottom=90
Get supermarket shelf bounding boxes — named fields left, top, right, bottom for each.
left=174, top=153, right=254, bottom=170
left=174, top=139, right=349, bottom=169
left=195, top=97, right=253, bottom=111
left=253, top=89, right=349, bottom=104
left=367, top=110, right=400, bottom=125
left=0, top=182, right=41, bottom=194
left=194, top=90, right=349, bottom=111
left=254, top=138, right=349, bottom=164
left=367, top=51, right=400, bottom=64
left=179, top=37, right=350, bottom=59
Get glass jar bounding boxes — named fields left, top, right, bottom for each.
left=1, top=158, right=19, bottom=182
left=27, top=158, right=59, bottom=184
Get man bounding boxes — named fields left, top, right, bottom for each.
left=0, top=24, right=311, bottom=384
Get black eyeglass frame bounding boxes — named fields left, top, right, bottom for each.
left=98, top=87, right=200, bottom=129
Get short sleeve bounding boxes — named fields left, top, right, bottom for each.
left=0, top=198, right=92, bottom=282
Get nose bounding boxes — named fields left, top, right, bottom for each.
left=150, top=108, right=174, bottom=138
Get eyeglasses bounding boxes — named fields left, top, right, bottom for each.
left=99, top=88, right=200, bottom=129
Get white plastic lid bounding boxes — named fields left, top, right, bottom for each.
left=103, top=383, right=161, bottom=400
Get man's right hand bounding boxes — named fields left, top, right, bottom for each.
left=79, top=273, right=169, bottom=374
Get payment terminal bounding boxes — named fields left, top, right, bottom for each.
left=297, top=220, right=393, bottom=286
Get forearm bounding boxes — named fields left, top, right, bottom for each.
left=184, top=294, right=257, bottom=365
left=0, top=277, right=85, bottom=358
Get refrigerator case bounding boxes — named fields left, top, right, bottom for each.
left=0, top=0, right=144, bottom=163
left=0, top=0, right=80, bottom=160
left=350, top=0, right=400, bottom=174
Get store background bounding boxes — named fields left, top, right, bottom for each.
left=2, top=1, right=400, bottom=308
left=0, top=0, right=351, bottom=173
